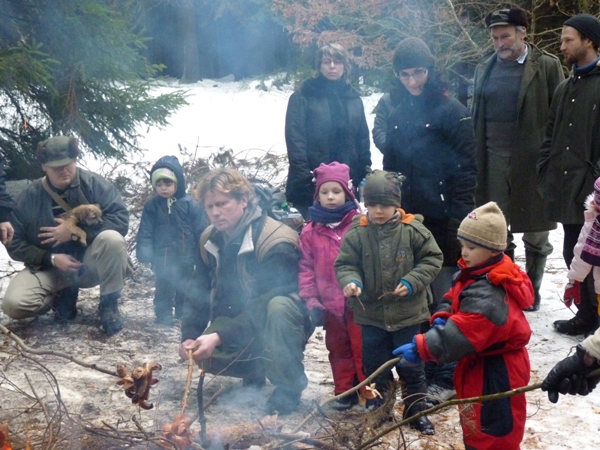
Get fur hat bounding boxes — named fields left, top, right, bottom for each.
left=151, top=168, right=177, bottom=189
left=392, top=37, right=435, bottom=73
left=564, top=14, right=600, bottom=48
left=36, top=136, right=80, bottom=167
left=312, top=162, right=355, bottom=201
left=457, top=202, right=507, bottom=252
left=362, top=170, right=404, bottom=208
left=485, top=7, right=528, bottom=29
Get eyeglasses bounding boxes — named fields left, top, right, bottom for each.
left=398, top=68, right=428, bottom=81
left=321, top=58, right=343, bottom=66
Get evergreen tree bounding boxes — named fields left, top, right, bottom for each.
left=0, top=0, right=187, bottom=179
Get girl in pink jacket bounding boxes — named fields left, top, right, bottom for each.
left=298, top=162, right=365, bottom=410
left=563, top=177, right=600, bottom=314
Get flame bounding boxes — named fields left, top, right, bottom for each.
left=0, top=423, right=13, bottom=450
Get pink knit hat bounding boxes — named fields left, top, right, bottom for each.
left=594, top=177, right=600, bottom=206
left=312, top=162, right=356, bottom=201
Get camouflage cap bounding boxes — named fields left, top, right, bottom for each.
left=36, top=136, right=80, bottom=167
left=363, top=169, right=405, bottom=208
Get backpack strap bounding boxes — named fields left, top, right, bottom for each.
left=199, top=218, right=298, bottom=265
left=255, top=217, right=299, bottom=262
left=42, top=176, right=72, bottom=212
left=199, top=225, right=214, bottom=265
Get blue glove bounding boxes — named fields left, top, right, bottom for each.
left=392, top=337, right=421, bottom=365
left=432, top=317, right=446, bottom=327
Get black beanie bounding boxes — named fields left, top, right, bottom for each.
left=392, top=37, right=435, bottom=73
left=363, top=170, right=404, bottom=208
left=564, top=14, right=600, bottom=48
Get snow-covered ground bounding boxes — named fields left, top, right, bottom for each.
left=2, top=76, right=600, bottom=449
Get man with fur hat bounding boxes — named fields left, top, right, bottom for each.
left=2, top=136, right=132, bottom=335
left=394, top=202, right=534, bottom=449
left=335, top=169, right=443, bottom=434
left=472, top=7, right=564, bottom=312
left=538, top=13, right=600, bottom=335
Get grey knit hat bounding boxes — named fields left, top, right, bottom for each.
left=392, top=37, right=435, bottom=73
left=363, top=170, right=404, bottom=208
left=457, top=202, right=507, bottom=252
left=564, top=14, right=600, bottom=48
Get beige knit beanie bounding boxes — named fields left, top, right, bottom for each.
left=457, top=202, right=507, bottom=252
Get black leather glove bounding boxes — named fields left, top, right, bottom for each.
left=542, top=345, right=600, bottom=403
left=309, top=307, right=324, bottom=328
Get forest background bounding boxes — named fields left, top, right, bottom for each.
left=1, top=0, right=600, bottom=179
left=2, top=1, right=600, bottom=449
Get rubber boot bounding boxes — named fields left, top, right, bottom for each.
left=524, top=251, right=546, bottom=312
left=99, top=291, right=124, bottom=335
left=52, top=286, right=79, bottom=322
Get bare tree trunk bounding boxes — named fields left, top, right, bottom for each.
left=178, top=0, right=201, bottom=83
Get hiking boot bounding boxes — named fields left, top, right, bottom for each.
left=424, top=384, right=456, bottom=407
left=404, top=401, right=435, bottom=435
left=553, top=316, right=598, bottom=336
left=265, top=387, right=301, bottom=415
left=52, top=287, right=78, bottom=323
left=330, top=393, right=359, bottom=411
left=409, top=415, right=435, bottom=435
left=99, top=291, right=124, bottom=335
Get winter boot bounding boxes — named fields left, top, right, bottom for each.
left=403, top=399, right=435, bottom=435
left=154, top=305, right=176, bottom=325
left=265, top=387, right=301, bottom=415
left=52, top=286, right=79, bottom=322
left=99, top=291, right=124, bottom=335
left=524, top=251, right=547, bottom=312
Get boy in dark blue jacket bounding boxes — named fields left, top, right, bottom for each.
left=137, top=155, right=207, bottom=325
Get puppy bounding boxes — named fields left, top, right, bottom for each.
left=59, top=204, right=103, bottom=246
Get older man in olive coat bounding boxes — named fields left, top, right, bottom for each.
left=472, top=7, right=564, bottom=311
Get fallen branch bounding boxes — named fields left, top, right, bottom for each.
left=0, top=324, right=118, bottom=377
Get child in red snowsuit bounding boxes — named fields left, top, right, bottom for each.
left=298, top=162, right=366, bottom=410
left=394, top=202, right=533, bottom=449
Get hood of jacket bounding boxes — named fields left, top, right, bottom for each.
left=150, top=155, right=186, bottom=199
left=458, top=254, right=534, bottom=310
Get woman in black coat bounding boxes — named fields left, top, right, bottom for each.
left=285, top=43, right=371, bottom=217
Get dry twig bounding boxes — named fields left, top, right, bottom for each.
left=0, top=324, right=118, bottom=377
